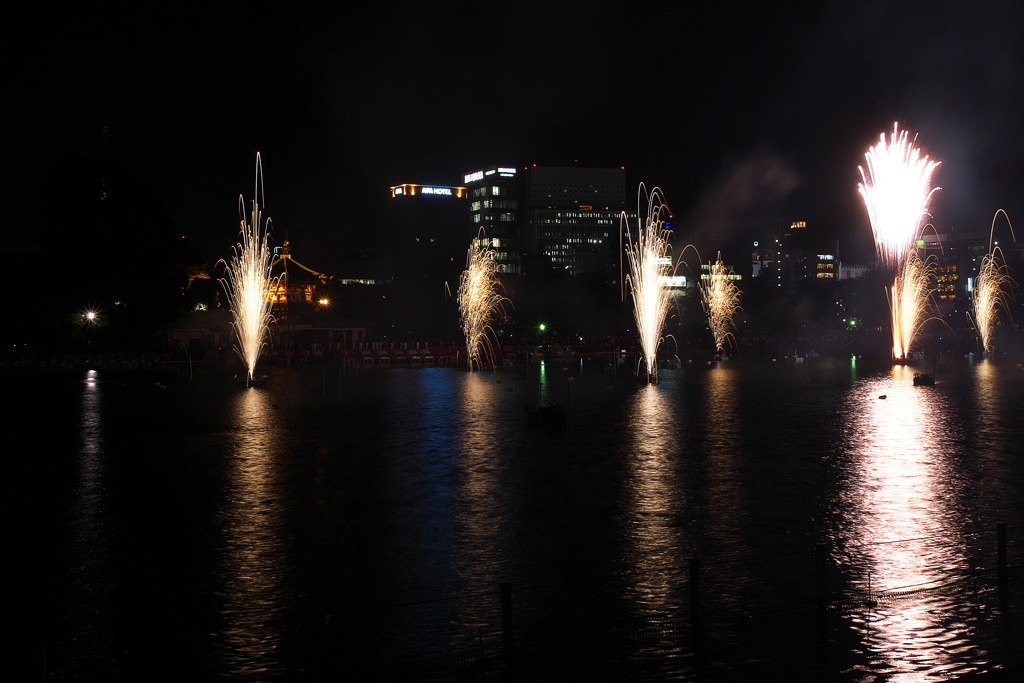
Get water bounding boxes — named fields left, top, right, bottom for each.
left=17, top=356, right=1024, bottom=680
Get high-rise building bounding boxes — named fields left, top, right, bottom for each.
left=461, top=164, right=631, bottom=278
left=523, top=165, right=627, bottom=277
left=916, top=228, right=995, bottom=325
left=463, top=166, right=522, bottom=274
left=752, top=221, right=840, bottom=288
left=387, top=181, right=469, bottom=278
left=383, top=181, right=469, bottom=338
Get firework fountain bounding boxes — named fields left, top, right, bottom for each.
left=623, top=186, right=674, bottom=382
left=219, top=154, right=281, bottom=383
left=889, top=251, right=939, bottom=361
left=969, top=211, right=1017, bottom=355
left=701, top=253, right=742, bottom=357
left=458, top=230, right=509, bottom=371
left=858, top=124, right=942, bottom=361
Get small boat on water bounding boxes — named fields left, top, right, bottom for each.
left=913, top=372, right=935, bottom=386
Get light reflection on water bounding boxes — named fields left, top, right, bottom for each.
left=836, top=363, right=992, bottom=679
left=216, top=386, right=290, bottom=679
left=621, top=382, right=686, bottom=610
left=65, top=369, right=116, bottom=675
left=22, top=357, right=1023, bottom=680
left=700, top=364, right=746, bottom=559
left=451, top=371, right=507, bottom=639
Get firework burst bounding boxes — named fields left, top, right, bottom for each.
left=701, top=253, right=742, bottom=355
left=858, top=123, right=942, bottom=269
left=458, top=231, right=510, bottom=371
left=623, top=186, right=673, bottom=381
left=219, top=154, right=281, bottom=382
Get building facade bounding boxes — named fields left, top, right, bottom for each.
left=463, top=166, right=522, bottom=274
left=751, top=221, right=841, bottom=288
left=523, top=165, right=627, bottom=277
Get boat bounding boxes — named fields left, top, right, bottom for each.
left=915, top=357, right=940, bottom=385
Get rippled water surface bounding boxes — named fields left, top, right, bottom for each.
left=18, top=356, right=1024, bottom=680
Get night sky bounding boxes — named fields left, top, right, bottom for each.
left=12, top=1, right=1022, bottom=265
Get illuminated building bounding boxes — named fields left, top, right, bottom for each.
left=751, top=221, right=840, bottom=288
left=388, top=181, right=469, bottom=283
left=390, top=184, right=467, bottom=199
left=915, top=228, right=1009, bottom=325
left=384, top=180, right=469, bottom=338
left=524, top=165, right=628, bottom=276
left=461, top=164, right=632, bottom=278
left=462, top=166, right=522, bottom=274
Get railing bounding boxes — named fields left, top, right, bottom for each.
left=1, top=352, right=185, bottom=367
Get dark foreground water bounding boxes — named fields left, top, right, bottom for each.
left=17, top=355, right=1024, bottom=681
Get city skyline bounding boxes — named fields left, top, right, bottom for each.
left=10, top=1, right=1022, bottom=268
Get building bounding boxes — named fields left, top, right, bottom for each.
left=752, top=221, right=840, bottom=288
left=388, top=182, right=469, bottom=273
left=916, top=228, right=1001, bottom=327
left=461, top=164, right=632, bottom=279
left=384, top=181, right=469, bottom=339
left=462, top=166, right=522, bottom=274
left=523, top=165, right=627, bottom=277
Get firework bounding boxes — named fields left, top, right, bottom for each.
left=623, top=186, right=673, bottom=381
left=858, top=123, right=941, bottom=269
left=971, top=250, right=1014, bottom=354
left=219, top=154, right=281, bottom=382
left=970, top=212, right=1018, bottom=354
left=458, top=231, right=509, bottom=371
left=888, top=250, right=939, bottom=361
left=701, top=253, right=742, bottom=356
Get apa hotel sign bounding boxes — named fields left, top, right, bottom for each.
left=390, top=184, right=467, bottom=198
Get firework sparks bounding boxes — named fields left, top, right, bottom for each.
left=859, top=123, right=942, bottom=269
left=458, top=231, right=510, bottom=371
left=623, top=186, right=673, bottom=381
left=219, top=154, right=281, bottom=382
left=701, top=253, right=742, bottom=356
left=970, top=212, right=1018, bottom=355
left=971, top=250, right=1014, bottom=354
left=888, top=250, right=940, bottom=361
